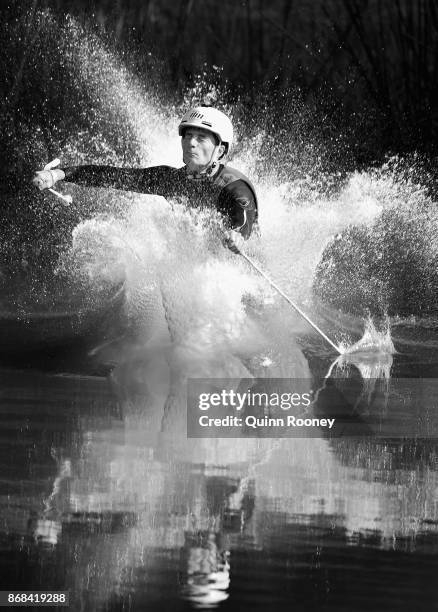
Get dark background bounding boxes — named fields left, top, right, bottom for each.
left=2, top=0, right=438, bottom=165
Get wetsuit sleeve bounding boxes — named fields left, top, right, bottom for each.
left=62, top=165, right=178, bottom=197
left=218, top=180, right=258, bottom=239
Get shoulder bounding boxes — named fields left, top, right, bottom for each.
left=222, top=179, right=254, bottom=200
left=214, top=165, right=252, bottom=188
left=215, top=165, right=257, bottom=206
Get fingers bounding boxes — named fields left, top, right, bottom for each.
left=223, top=230, right=244, bottom=254
left=32, top=174, right=45, bottom=190
left=32, top=170, right=51, bottom=190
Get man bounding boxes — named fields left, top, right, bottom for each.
left=33, top=106, right=258, bottom=253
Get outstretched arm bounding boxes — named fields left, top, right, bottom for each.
left=33, top=164, right=179, bottom=197
left=63, top=165, right=178, bottom=195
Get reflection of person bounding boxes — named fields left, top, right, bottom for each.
left=32, top=106, right=258, bottom=254
left=180, top=474, right=255, bottom=608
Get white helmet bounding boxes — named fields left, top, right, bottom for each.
left=178, top=106, right=233, bottom=153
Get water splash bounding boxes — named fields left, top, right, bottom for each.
left=341, top=316, right=395, bottom=356
left=313, top=158, right=438, bottom=317
left=61, top=17, right=181, bottom=168
left=323, top=317, right=394, bottom=387
left=4, top=9, right=436, bottom=367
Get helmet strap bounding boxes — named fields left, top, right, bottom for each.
left=206, top=160, right=218, bottom=176
left=186, top=144, right=222, bottom=179
left=207, top=143, right=224, bottom=173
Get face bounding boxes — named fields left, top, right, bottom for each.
left=181, top=127, right=225, bottom=171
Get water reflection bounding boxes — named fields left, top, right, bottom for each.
left=0, top=355, right=438, bottom=610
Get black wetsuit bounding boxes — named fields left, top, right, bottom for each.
left=63, top=164, right=258, bottom=239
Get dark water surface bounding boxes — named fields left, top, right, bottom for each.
left=1, top=345, right=438, bottom=612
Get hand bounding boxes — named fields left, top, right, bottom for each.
left=32, top=168, right=65, bottom=191
left=223, top=229, right=244, bottom=254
